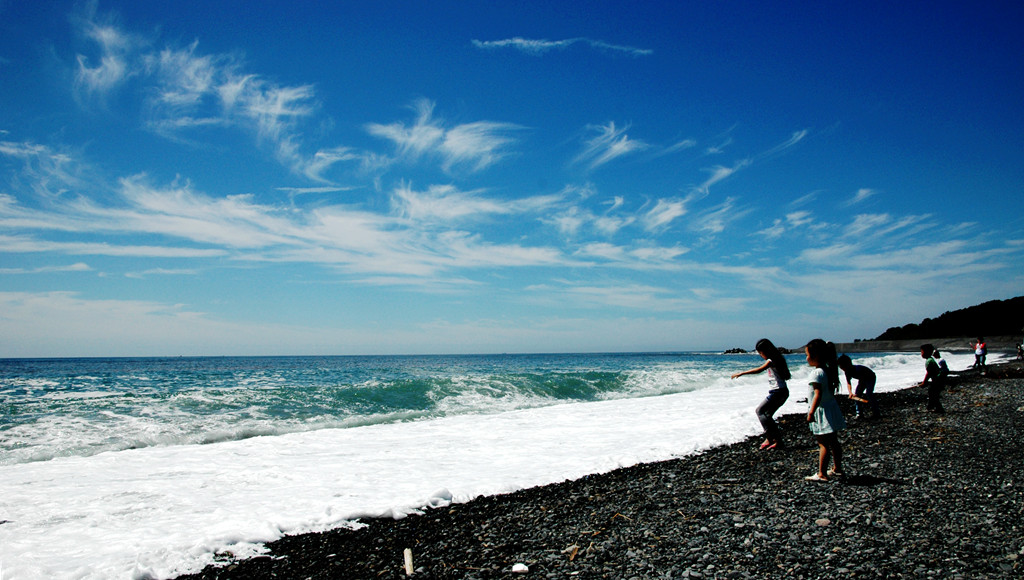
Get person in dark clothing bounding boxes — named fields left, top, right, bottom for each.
left=838, top=354, right=880, bottom=419
left=918, top=343, right=945, bottom=413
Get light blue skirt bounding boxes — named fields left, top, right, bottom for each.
left=809, top=399, right=846, bottom=435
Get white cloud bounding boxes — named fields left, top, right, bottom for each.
left=593, top=214, right=635, bottom=236
left=392, top=184, right=507, bottom=222
left=0, top=262, right=92, bottom=274
left=842, top=213, right=933, bottom=242
left=693, top=160, right=751, bottom=195
left=844, top=213, right=891, bottom=238
left=756, top=210, right=815, bottom=240
left=276, top=185, right=356, bottom=197
left=642, top=197, right=691, bottom=231
left=391, top=183, right=564, bottom=225
left=691, top=131, right=805, bottom=197
left=1, top=141, right=586, bottom=280
left=790, top=191, right=820, bottom=207
left=575, top=122, right=649, bottom=170
left=366, top=99, right=521, bottom=173
left=436, top=231, right=567, bottom=268
left=845, top=188, right=877, bottom=206
left=754, top=129, right=808, bottom=160
left=70, top=10, right=339, bottom=180
left=547, top=205, right=635, bottom=238
left=472, top=37, right=652, bottom=57
left=787, top=211, right=813, bottom=227
left=797, top=243, right=857, bottom=264
left=0, top=235, right=227, bottom=258
left=692, top=197, right=750, bottom=237
left=0, top=140, right=88, bottom=199
left=73, top=6, right=144, bottom=96
left=550, top=206, right=588, bottom=236
left=113, top=177, right=301, bottom=248
left=756, top=218, right=787, bottom=239
left=441, top=121, right=520, bottom=172
left=294, top=147, right=366, bottom=183
left=662, top=139, right=697, bottom=155
left=124, top=268, right=198, bottom=279
left=796, top=237, right=1018, bottom=280
left=576, top=242, right=688, bottom=269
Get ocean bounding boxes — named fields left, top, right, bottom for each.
left=0, top=350, right=981, bottom=579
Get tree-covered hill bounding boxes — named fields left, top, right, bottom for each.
left=874, top=296, right=1024, bottom=341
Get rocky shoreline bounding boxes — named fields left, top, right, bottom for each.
left=176, top=361, right=1024, bottom=579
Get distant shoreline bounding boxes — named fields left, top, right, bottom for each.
left=833, top=334, right=1020, bottom=353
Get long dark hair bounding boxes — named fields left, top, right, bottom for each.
left=755, top=338, right=791, bottom=381
left=806, top=338, right=840, bottom=392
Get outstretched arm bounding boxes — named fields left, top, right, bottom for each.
left=731, top=360, right=771, bottom=379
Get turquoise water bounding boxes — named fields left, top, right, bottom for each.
left=1, top=350, right=982, bottom=579
left=0, top=352, right=740, bottom=465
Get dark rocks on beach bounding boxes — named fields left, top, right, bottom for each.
left=175, top=363, right=1024, bottom=579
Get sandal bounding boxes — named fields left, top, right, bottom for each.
left=804, top=473, right=829, bottom=482
left=826, top=469, right=844, bottom=477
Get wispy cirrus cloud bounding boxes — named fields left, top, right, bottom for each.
left=844, top=188, right=877, bottom=206
left=842, top=213, right=933, bottom=241
left=472, top=37, right=652, bottom=57
left=545, top=195, right=637, bottom=238
left=391, top=183, right=562, bottom=224
left=0, top=147, right=577, bottom=279
left=755, top=210, right=816, bottom=240
left=366, top=99, right=522, bottom=173
left=576, top=242, right=688, bottom=269
left=691, top=131, right=806, bottom=197
left=0, top=235, right=227, bottom=258
left=659, top=139, right=698, bottom=156
left=755, top=129, right=808, bottom=160
left=692, top=197, right=751, bottom=238
left=0, top=262, right=92, bottom=275
left=124, top=268, right=199, bottom=279
left=797, top=238, right=1013, bottom=275
left=574, top=122, right=649, bottom=170
left=141, top=41, right=321, bottom=172
left=70, top=9, right=369, bottom=183
left=0, top=140, right=89, bottom=199
left=72, top=4, right=146, bottom=96
left=642, top=197, right=693, bottom=232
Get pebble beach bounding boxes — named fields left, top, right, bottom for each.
left=177, top=360, right=1024, bottom=579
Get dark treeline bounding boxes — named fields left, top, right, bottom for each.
left=875, top=296, right=1024, bottom=341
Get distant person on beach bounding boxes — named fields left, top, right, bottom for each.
left=730, top=338, right=791, bottom=451
left=918, top=344, right=945, bottom=413
left=837, top=355, right=880, bottom=419
left=1017, top=343, right=1023, bottom=361
left=971, top=337, right=987, bottom=369
left=804, top=339, right=846, bottom=482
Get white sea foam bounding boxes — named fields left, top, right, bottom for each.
left=0, top=351, right=983, bottom=579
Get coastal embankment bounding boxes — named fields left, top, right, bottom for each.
left=177, top=360, right=1024, bottom=579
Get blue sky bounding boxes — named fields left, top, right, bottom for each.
left=1, top=1, right=1022, bottom=357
